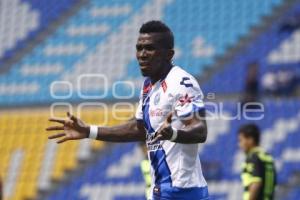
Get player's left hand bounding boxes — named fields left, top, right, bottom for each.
left=151, top=112, right=173, bottom=144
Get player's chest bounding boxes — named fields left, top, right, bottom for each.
left=143, top=86, right=175, bottom=122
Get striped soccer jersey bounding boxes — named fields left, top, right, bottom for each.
left=136, top=66, right=209, bottom=200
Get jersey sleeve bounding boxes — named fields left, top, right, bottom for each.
left=247, top=155, right=264, bottom=183
left=173, top=76, right=205, bottom=118
left=135, top=88, right=143, bottom=121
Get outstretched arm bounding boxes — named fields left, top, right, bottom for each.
left=97, top=119, right=146, bottom=142
left=46, top=112, right=146, bottom=143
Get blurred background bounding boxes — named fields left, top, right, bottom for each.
left=0, top=0, right=300, bottom=199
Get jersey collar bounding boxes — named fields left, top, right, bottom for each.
left=248, top=146, right=262, bottom=155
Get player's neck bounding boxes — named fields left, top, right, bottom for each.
left=150, top=63, right=173, bottom=84
left=246, top=145, right=259, bottom=154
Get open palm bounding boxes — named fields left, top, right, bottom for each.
left=46, top=112, right=89, bottom=143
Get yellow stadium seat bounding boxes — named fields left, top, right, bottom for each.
left=0, top=106, right=134, bottom=200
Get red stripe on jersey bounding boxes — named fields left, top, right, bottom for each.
left=161, top=80, right=167, bottom=93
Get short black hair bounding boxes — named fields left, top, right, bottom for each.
left=139, top=20, right=174, bottom=49
left=238, top=123, right=260, bottom=145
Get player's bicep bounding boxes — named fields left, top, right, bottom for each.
left=180, top=109, right=206, bottom=127
left=124, top=118, right=146, bottom=141
left=174, top=76, right=205, bottom=119
left=180, top=110, right=208, bottom=142
left=247, top=156, right=264, bottom=184
left=251, top=157, right=264, bottom=178
left=172, top=76, right=207, bottom=141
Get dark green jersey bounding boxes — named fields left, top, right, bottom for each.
left=241, top=147, right=276, bottom=200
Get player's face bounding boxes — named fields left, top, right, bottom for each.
left=238, top=134, right=251, bottom=153
left=136, top=33, right=169, bottom=78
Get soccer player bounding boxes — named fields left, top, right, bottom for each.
left=140, top=142, right=152, bottom=199
left=47, top=20, right=209, bottom=200
left=238, top=124, right=276, bottom=200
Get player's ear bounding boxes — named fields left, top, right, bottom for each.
left=166, top=49, right=174, bottom=62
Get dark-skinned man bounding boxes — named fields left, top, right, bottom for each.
left=46, top=21, right=209, bottom=200
left=238, top=124, right=276, bottom=200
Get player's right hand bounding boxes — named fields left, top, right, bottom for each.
left=46, top=112, right=90, bottom=143
left=150, top=112, right=173, bottom=144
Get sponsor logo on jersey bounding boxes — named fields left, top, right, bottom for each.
left=146, top=134, right=162, bottom=151
left=180, top=77, right=193, bottom=87
left=149, top=108, right=170, bottom=117
left=179, top=94, right=194, bottom=106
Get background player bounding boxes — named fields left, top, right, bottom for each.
left=140, top=142, right=151, bottom=199
left=238, top=123, right=277, bottom=200
left=46, top=20, right=209, bottom=200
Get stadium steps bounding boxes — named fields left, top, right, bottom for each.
left=0, top=0, right=88, bottom=74
left=277, top=172, right=300, bottom=199
left=33, top=107, right=134, bottom=200
left=0, top=107, right=111, bottom=200
left=197, top=0, right=298, bottom=85
left=36, top=142, right=118, bottom=200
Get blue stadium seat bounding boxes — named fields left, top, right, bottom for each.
left=0, top=0, right=76, bottom=63
left=0, top=0, right=283, bottom=106
left=203, top=3, right=300, bottom=94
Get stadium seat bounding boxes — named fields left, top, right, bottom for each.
left=0, top=0, right=76, bottom=63
left=203, top=2, right=300, bottom=94
left=0, top=0, right=283, bottom=105
left=0, top=108, right=108, bottom=200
